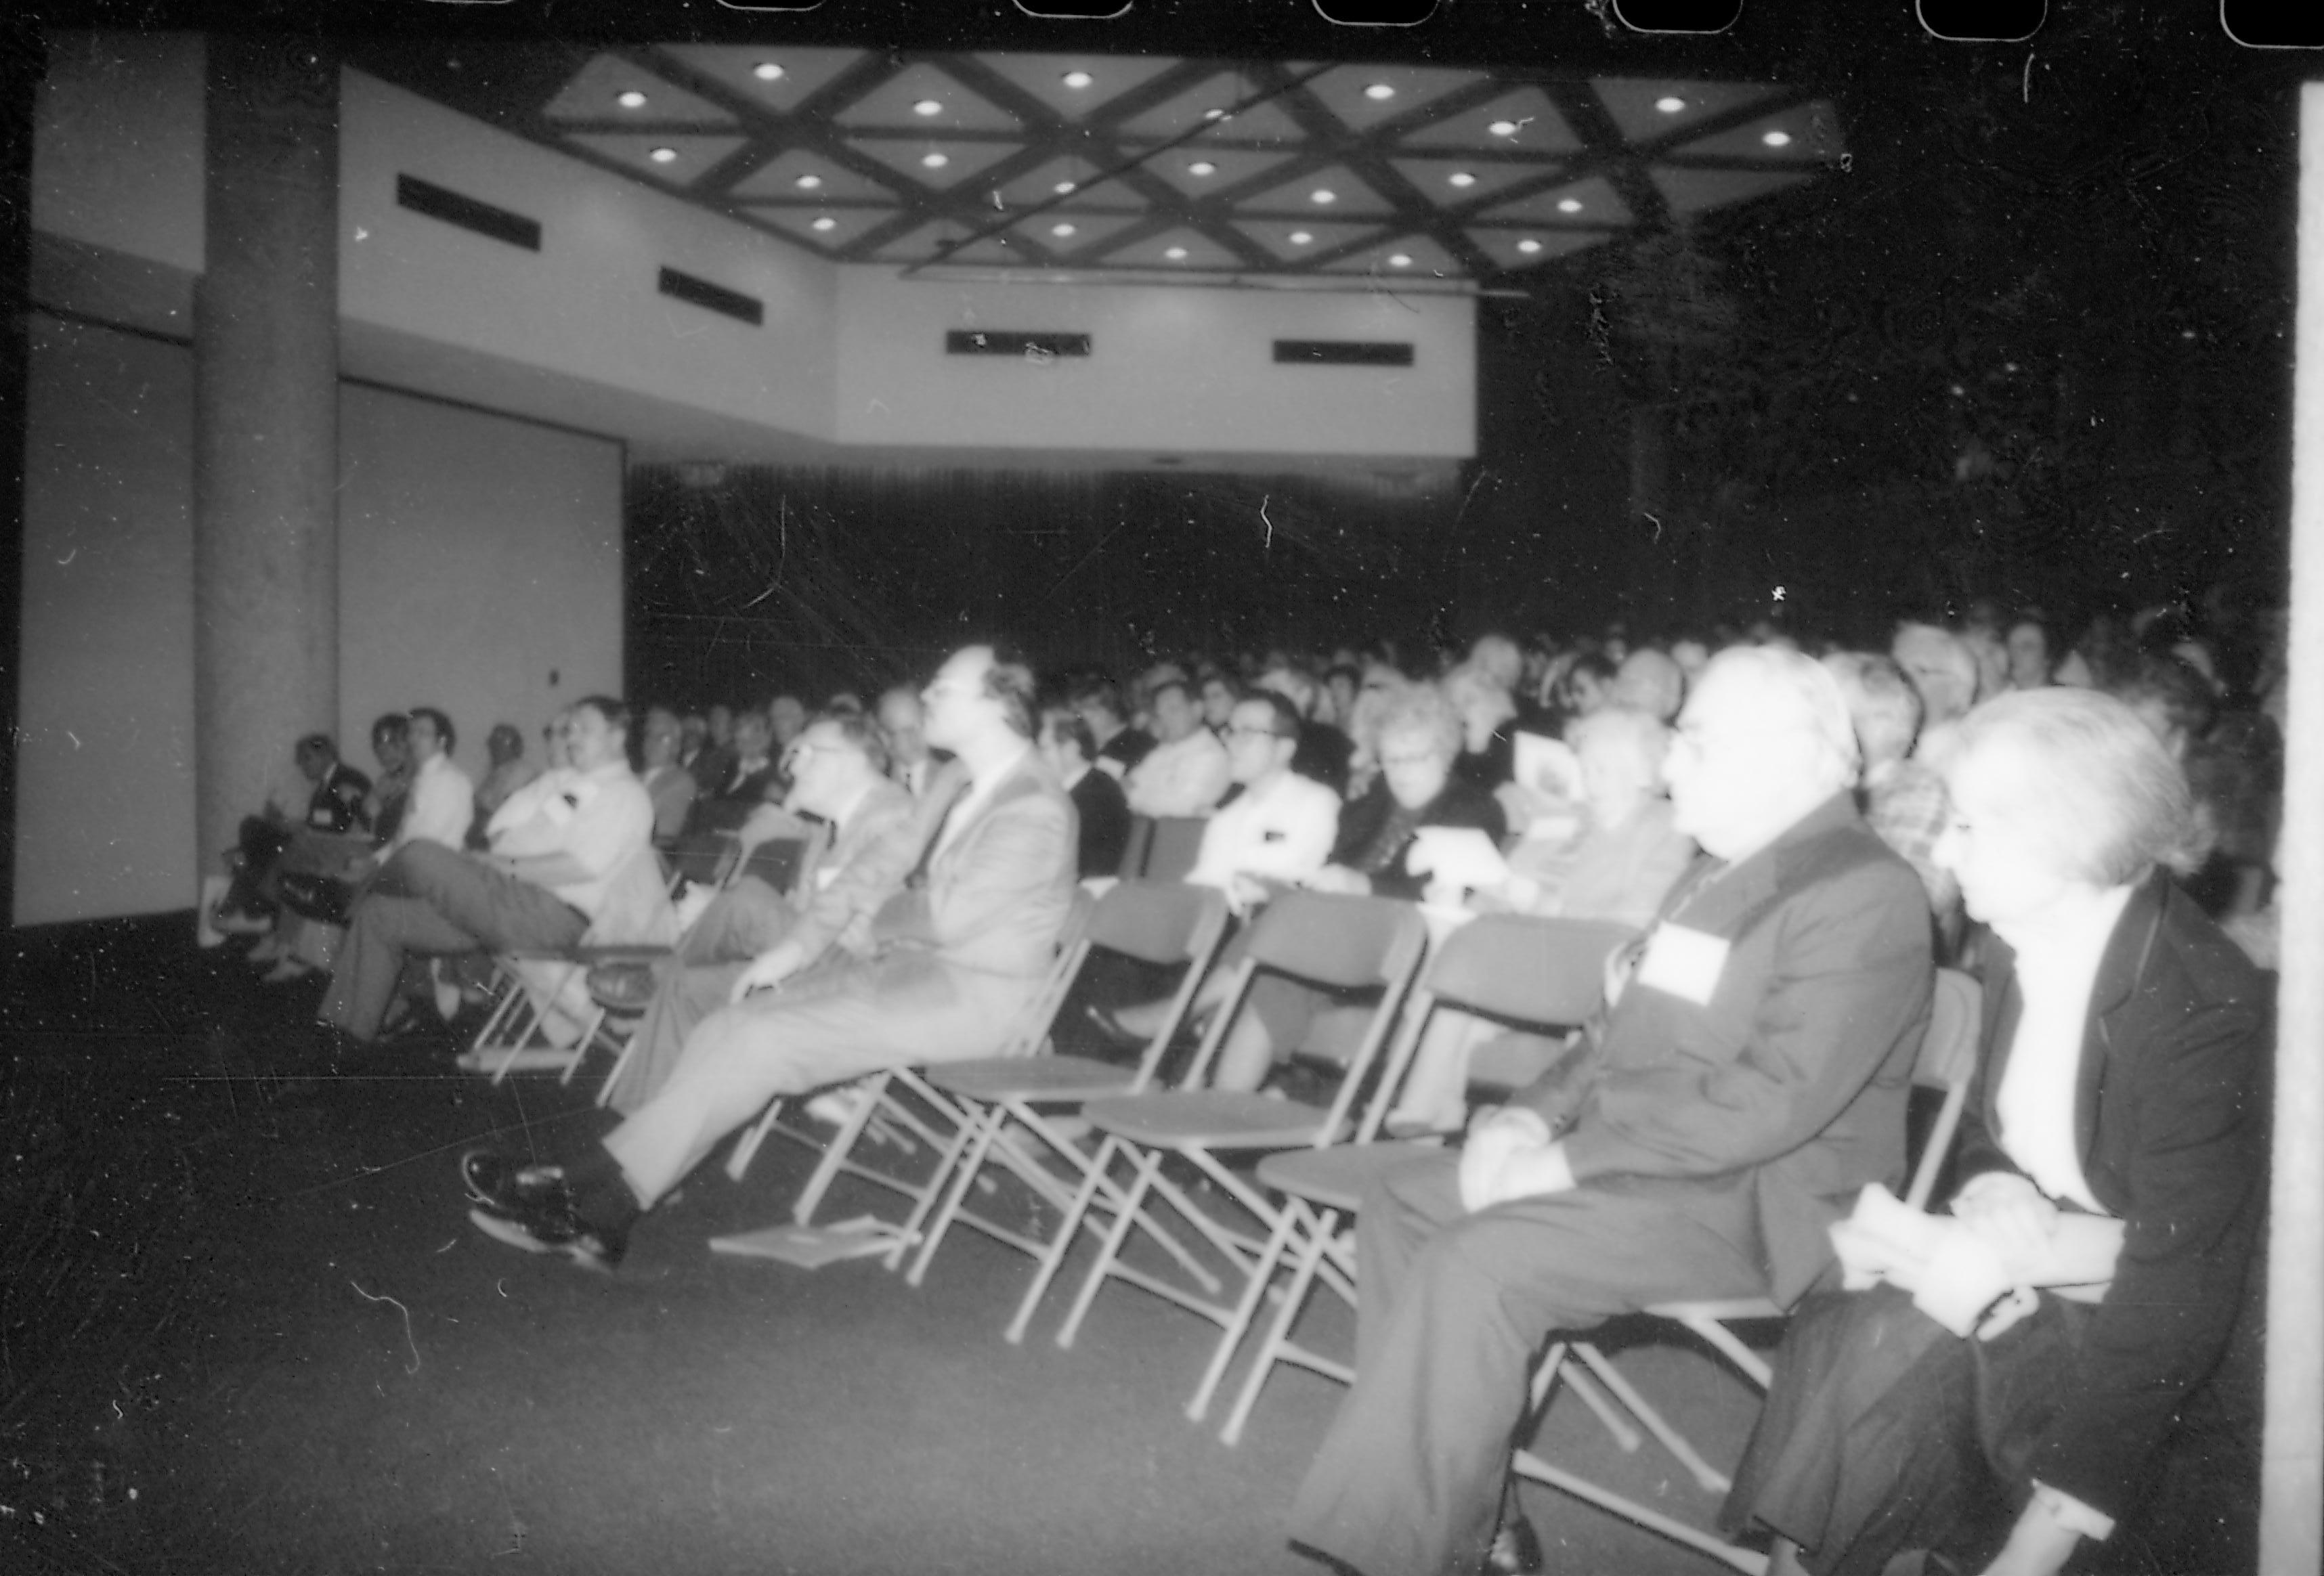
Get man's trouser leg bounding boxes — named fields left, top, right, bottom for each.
left=1287, top=1153, right=1765, bottom=1576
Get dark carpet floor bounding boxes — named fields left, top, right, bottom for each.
left=1, top=915, right=1765, bottom=1575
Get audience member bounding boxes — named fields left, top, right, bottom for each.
left=1183, top=693, right=1342, bottom=907
left=212, top=733, right=371, bottom=934
left=469, top=722, right=541, bottom=848
left=713, top=709, right=781, bottom=806
left=1443, top=662, right=1519, bottom=791
left=1285, top=647, right=1933, bottom=1576
left=595, top=710, right=916, bottom=1114
left=1892, top=622, right=1979, bottom=768
left=767, top=694, right=809, bottom=756
left=1198, top=672, right=1242, bottom=733
left=1123, top=678, right=1232, bottom=818
left=1257, top=662, right=1356, bottom=796
left=1721, top=688, right=2264, bottom=1576
left=1610, top=647, right=1685, bottom=722
left=876, top=684, right=939, bottom=800
left=637, top=706, right=699, bottom=842
left=318, top=697, right=655, bottom=1045
left=1487, top=707, right=1692, bottom=931
left=461, top=646, right=1078, bottom=1271
left=1037, top=706, right=1132, bottom=879
left=691, top=703, right=739, bottom=806
left=1071, top=676, right=1154, bottom=781
left=1823, top=651, right=1962, bottom=937
left=2004, top=615, right=2055, bottom=691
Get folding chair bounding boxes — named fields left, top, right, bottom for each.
left=1210, top=916, right=1635, bottom=1443
left=716, top=892, right=1097, bottom=1257
left=1140, top=816, right=1209, bottom=882
left=1018, top=892, right=1428, bottom=1408
left=902, top=881, right=1232, bottom=1309
left=1117, top=815, right=1156, bottom=880
left=1506, top=966, right=1984, bottom=1573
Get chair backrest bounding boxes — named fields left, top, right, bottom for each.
left=1903, top=967, right=1982, bottom=1210
left=735, top=824, right=829, bottom=898
left=1085, top=881, right=1233, bottom=1093
left=662, top=830, right=737, bottom=888
left=1142, top=816, right=1209, bottom=883
left=1186, top=892, right=1430, bottom=1146
left=1117, top=814, right=1156, bottom=880
left=1425, top=915, right=1635, bottom=1028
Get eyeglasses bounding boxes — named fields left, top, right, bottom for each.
left=1226, top=725, right=1292, bottom=741
left=1380, top=750, right=1443, bottom=770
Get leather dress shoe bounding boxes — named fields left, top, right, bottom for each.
left=586, top=961, right=660, bottom=1012
left=1482, top=1513, right=1545, bottom=1576
left=1083, top=1003, right=1146, bottom=1049
left=461, top=1148, right=568, bottom=1213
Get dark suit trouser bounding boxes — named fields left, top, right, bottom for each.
left=320, top=842, right=586, bottom=1041
left=1286, top=1153, right=1767, bottom=1576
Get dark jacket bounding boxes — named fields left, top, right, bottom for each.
left=1953, top=871, right=2269, bottom=1522
left=1070, top=765, right=1133, bottom=880
left=1329, top=774, right=1505, bottom=903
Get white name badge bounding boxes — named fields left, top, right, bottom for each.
left=1634, top=923, right=1731, bottom=1007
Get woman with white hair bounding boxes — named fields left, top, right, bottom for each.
left=1486, top=706, right=1692, bottom=932
left=1723, top=688, right=2267, bottom=1576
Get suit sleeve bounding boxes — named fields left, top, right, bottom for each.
left=876, top=791, right=1073, bottom=952
left=1557, top=856, right=1933, bottom=1183
left=784, top=798, right=923, bottom=962
left=2019, top=993, right=2268, bottom=1520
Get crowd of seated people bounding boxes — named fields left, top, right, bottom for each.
left=211, top=579, right=2282, bottom=1576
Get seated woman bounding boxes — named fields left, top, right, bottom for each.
left=1721, top=687, right=2268, bottom=1576
left=1209, top=682, right=1503, bottom=1093
left=595, top=710, right=913, bottom=1115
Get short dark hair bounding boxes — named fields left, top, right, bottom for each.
left=1039, top=705, right=1097, bottom=762
left=370, top=712, right=410, bottom=747
left=983, top=644, right=1039, bottom=739
left=572, top=695, right=631, bottom=740
left=407, top=706, right=456, bottom=754
left=2111, top=654, right=2215, bottom=743
left=811, top=709, right=890, bottom=775
left=1067, top=676, right=1126, bottom=724
left=1236, top=691, right=1304, bottom=739
left=297, top=732, right=336, bottom=762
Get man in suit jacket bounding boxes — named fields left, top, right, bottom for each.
left=1287, top=647, right=1935, bottom=1576
left=596, top=709, right=918, bottom=1114
left=464, top=646, right=1079, bottom=1271
left=1037, top=705, right=1132, bottom=879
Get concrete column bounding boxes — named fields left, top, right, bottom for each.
left=192, top=35, right=339, bottom=875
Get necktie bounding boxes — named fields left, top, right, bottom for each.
left=904, top=778, right=972, bottom=890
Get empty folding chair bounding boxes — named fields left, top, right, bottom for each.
left=1016, top=892, right=1427, bottom=1407
left=903, top=881, right=1232, bottom=1307
left=1506, top=966, right=1984, bottom=1572
left=1211, top=915, right=1634, bottom=1443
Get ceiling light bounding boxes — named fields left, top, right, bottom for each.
left=1488, top=120, right=1519, bottom=137
left=1387, top=253, right=1413, bottom=267
left=1188, top=160, right=1218, bottom=177
left=921, top=152, right=949, bottom=169
left=1289, top=230, right=1314, bottom=245
left=794, top=174, right=822, bottom=190
left=913, top=98, right=943, bottom=117
left=1762, top=129, right=1794, bottom=148
left=1656, top=95, right=1687, bottom=113
left=1062, top=70, right=1094, bottom=89
left=1310, top=189, right=1337, bottom=205
left=1051, top=222, right=1077, bottom=237
left=1164, top=246, right=1188, bottom=260
left=1448, top=171, right=1476, bottom=188
left=811, top=217, right=837, bottom=232
left=1557, top=197, right=1583, bottom=213
left=1053, top=180, right=1077, bottom=195
left=649, top=146, right=679, bottom=164
left=753, top=62, right=785, bottom=82
left=616, top=89, right=648, bottom=109
left=1364, top=83, right=1396, bottom=101
left=1517, top=238, right=1543, bottom=254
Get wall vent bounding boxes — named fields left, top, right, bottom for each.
left=1273, top=339, right=1415, bottom=367
left=945, top=330, right=1093, bottom=358
left=395, top=175, right=542, bottom=252
left=657, top=267, right=765, bottom=327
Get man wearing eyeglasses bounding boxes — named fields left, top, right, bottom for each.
left=461, top=645, right=1078, bottom=1273
left=1186, top=693, right=1342, bottom=910
left=1288, top=647, right=1935, bottom=1576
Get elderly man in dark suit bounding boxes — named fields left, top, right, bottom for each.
left=462, top=645, right=1079, bottom=1273
left=1286, top=647, right=1937, bottom=1576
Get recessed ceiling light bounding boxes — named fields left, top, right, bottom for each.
left=649, top=147, right=679, bottom=164
left=1557, top=197, right=1584, bottom=213
left=1062, top=70, right=1094, bottom=90
left=811, top=217, right=837, bottom=232
left=1051, top=222, right=1077, bottom=238
left=1488, top=119, right=1519, bottom=137
left=616, top=89, right=648, bottom=109
left=1364, top=83, right=1396, bottom=101
left=1448, top=171, right=1476, bottom=188
left=913, top=99, right=943, bottom=117
left=1289, top=230, right=1314, bottom=245
left=1762, top=129, right=1794, bottom=148
left=1517, top=238, right=1543, bottom=254
left=794, top=174, right=823, bottom=190
left=1310, top=189, right=1337, bottom=205
left=1387, top=253, right=1413, bottom=267
left=1188, top=160, right=1218, bottom=177
left=753, top=62, right=785, bottom=82
left=1164, top=246, right=1188, bottom=260
left=1656, top=95, right=1687, bottom=113
left=1053, top=180, right=1077, bottom=195
left=921, top=152, right=949, bottom=169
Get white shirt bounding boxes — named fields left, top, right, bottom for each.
left=397, top=751, right=475, bottom=852
left=1123, top=727, right=1232, bottom=818
left=1992, top=883, right=2135, bottom=1217
left=1185, top=770, right=1341, bottom=891
left=485, top=760, right=655, bottom=921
